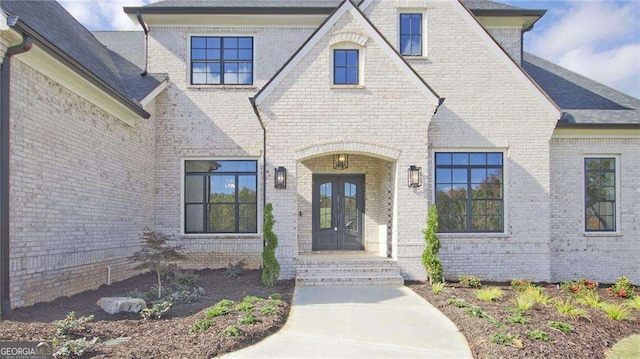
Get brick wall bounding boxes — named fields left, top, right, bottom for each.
left=8, top=60, right=156, bottom=307
left=550, top=137, right=640, bottom=284
left=365, top=0, right=559, bottom=281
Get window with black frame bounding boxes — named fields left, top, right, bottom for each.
left=435, top=152, right=504, bottom=233
left=399, top=13, right=422, bottom=56
left=190, top=36, right=253, bottom=85
left=585, top=158, right=616, bottom=232
left=184, top=160, right=258, bottom=234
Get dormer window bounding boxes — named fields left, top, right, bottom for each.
left=190, top=36, right=253, bottom=85
left=333, top=49, right=359, bottom=85
left=399, top=13, right=423, bottom=56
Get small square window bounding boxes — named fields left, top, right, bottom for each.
left=334, top=49, right=359, bottom=85
left=400, top=14, right=422, bottom=56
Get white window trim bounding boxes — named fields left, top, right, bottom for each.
left=583, top=154, right=621, bottom=236
left=397, top=9, right=427, bottom=58
left=431, top=148, right=509, bottom=236
left=187, top=33, right=257, bottom=88
left=330, top=43, right=365, bottom=88
left=180, top=156, right=262, bottom=237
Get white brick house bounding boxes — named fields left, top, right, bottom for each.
left=0, top=0, right=638, bottom=313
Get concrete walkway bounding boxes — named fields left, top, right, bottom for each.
left=221, top=285, right=473, bottom=358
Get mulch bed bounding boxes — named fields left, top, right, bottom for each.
left=408, top=282, right=640, bottom=359
left=1, top=269, right=294, bottom=358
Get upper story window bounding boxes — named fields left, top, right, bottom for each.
left=435, top=152, right=504, bottom=233
left=190, top=36, right=253, bottom=85
left=399, top=13, right=422, bottom=56
left=585, top=158, right=617, bottom=232
left=333, top=49, right=359, bottom=85
left=184, top=160, right=258, bottom=234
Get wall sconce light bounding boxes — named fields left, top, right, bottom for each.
left=333, top=154, right=349, bottom=170
left=275, top=166, right=287, bottom=189
left=408, top=165, right=422, bottom=188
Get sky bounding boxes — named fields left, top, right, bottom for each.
left=59, top=0, right=640, bottom=99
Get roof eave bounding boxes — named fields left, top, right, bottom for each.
left=11, top=20, right=151, bottom=119
left=123, top=6, right=336, bottom=15
left=471, top=9, right=547, bottom=17
left=555, top=122, right=640, bottom=130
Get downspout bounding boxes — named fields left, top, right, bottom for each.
left=0, top=20, right=33, bottom=318
left=136, top=12, right=149, bottom=76
left=249, top=98, right=267, bottom=210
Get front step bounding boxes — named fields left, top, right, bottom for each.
left=295, top=253, right=404, bottom=286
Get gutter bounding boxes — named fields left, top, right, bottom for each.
left=136, top=12, right=149, bottom=77
left=124, top=6, right=336, bottom=15
left=249, top=98, right=267, bottom=211
left=1, top=21, right=33, bottom=318
left=555, top=122, right=640, bottom=130
left=10, top=19, right=150, bottom=119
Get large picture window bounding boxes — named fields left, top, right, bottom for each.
left=435, top=152, right=504, bottom=233
left=585, top=158, right=616, bottom=232
left=184, top=160, right=258, bottom=234
left=190, top=36, right=253, bottom=85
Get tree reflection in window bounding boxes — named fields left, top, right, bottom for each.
left=585, top=158, right=616, bottom=231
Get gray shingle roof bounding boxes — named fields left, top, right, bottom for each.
left=93, top=32, right=146, bottom=70
left=523, top=53, right=640, bottom=126
left=0, top=0, right=165, bottom=107
left=461, top=0, right=523, bottom=10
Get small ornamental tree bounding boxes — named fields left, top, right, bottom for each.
left=422, top=204, right=443, bottom=285
left=131, top=229, right=186, bottom=299
left=262, top=203, right=280, bottom=286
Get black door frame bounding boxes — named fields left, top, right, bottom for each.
left=312, top=174, right=365, bottom=251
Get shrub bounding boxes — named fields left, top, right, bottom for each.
left=576, top=291, right=601, bottom=308
left=506, top=315, right=530, bottom=325
left=54, top=337, right=98, bottom=358
left=190, top=319, right=214, bottom=333
left=600, top=302, right=632, bottom=321
left=466, top=306, right=489, bottom=319
left=626, top=296, right=640, bottom=310
left=560, top=278, right=598, bottom=297
left=141, top=301, right=172, bottom=320
left=260, top=306, right=278, bottom=315
left=205, top=306, right=230, bottom=318
left=215, top=299, right=234, bottom=308
left=266, top=299, right=282, bottom=307
left=476, top=287, right=504, bottom=302
left=236, top=302, right=254, bottom=312
left=447, top=297, right=470, bottom=308
left=546, top=321, right=573, bottom=333
left=223, top=325, right=240, bottom=337
left=459, top=275, right=482, bottom=288
left=227, top=260, right=247, bottom=278
left=607, top=276, right=635, bottom=298
left=607, top=334, right=640, bottom=359
left=131, top=229, right=186, bottom=299
left=527, top=329, right=552, bottom=342
left=239, top=314, right=258, bottom=325
left=511, top=279, right=535, bottom=292
left=242, top=296, right=264, bottom=304
left=170, top=270, right=199, bottom=286
left=523, top=287, right=554, bottom=306
left=511, top=295, right=535, bottom=311
left=262, top=204, right=280, bottom=286
left=555, top=299, right=590, bottom=320
left=431, top=282, right=446, bottom=294
left=269, top=293, right=282, bottom=300
left=422, top=204, right=443, bottom=284
left=54, top=312, right=94, bottom=338
left=491, top=333, right=518, bottom=346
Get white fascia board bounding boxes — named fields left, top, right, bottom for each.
left=18, top=45, right=142, bottom=126
left=0, top=9, right=9, bottom=31
left=359, top=0, right=374, bottom=11
left=140, top=78, right=169, bottom=107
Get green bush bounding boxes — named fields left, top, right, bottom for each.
left=510, top=279, right=535, bottom=292
left=227, top=260, right=247, bottom=278
left=422, top=204, right=443, bottom=284
left=506, top=315, right=530, bottom=325
left=54, top=337, right=98, bottom=358
left=223, top=325, right=240, bottom=337
left=54, top=312, right=94, bottom=338
left=491, top=333, right=518, bottom=346
left=190, top=319, right=214, bottom=333
left=527, top=329, right=551, bottom=342
left=236, top=302, right=254, bottom=312
left=600, top=302, right=632, bottom=321
left=239, top=314, right=258, bottom=325
left=262, top=203, right=280, bottom=286
left=555, top=299, right=590, bottom=320
left=170, top=270, right=199, bottom=286
left=576, top=292, right=601, bottom=308
left=242, top=296, right=264, bottom=304
left=522, top=287, right=554, bottom=306
left=511, top=295, right=535, bottom=311
left=475, top=287, right=504, bottom=302
left=626, top=296, right=640, bottom=310
left=607, top=276, right=635, bottom=298
left=260, top=306, right=278, bottom=315
left=215, top=299, right=234, bottom=308
left=431, top=282, right=446, bottom=294
left=560, top=278, right=598, bottom=297
left=141, top=301, right=172, bottom=320
left=446, top=297, right=470, bottom=308
left=547, top=321, right=573, bottom=333
left=205, top=306, right=230, bottom=318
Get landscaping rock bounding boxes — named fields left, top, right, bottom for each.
left=97, top=297, right=146, bottom=314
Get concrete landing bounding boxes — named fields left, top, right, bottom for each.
left=221, top=285, right=473, bottom=359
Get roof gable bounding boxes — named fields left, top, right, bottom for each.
left=253, top=0, right=441, bottom=107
